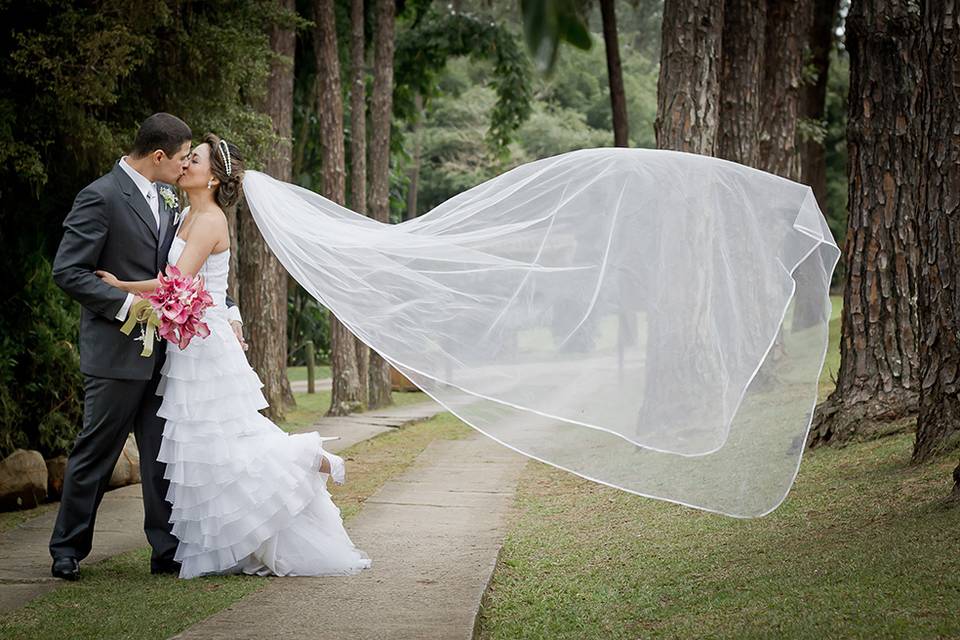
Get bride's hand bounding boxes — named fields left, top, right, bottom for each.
left=94, top=269, right=126, bottom=291
left=230, top=320, right=249, bottom=351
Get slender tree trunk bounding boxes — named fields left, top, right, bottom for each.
left=316, top=0, right=364, bottom=416
left=716, top=0, right=766, bottom=166
left=600, top=0, right=629, bottom=147
left=366, top=0, right=395, bottom=409
left=350, top=0, right=370, bottom=407
left=757, top=0, right=814, bottom=181
left=405, top=93, right=423, bottom=221
left=913, top=0, right=960, bottom=471
left=655, top=0, right=724, bottom=154
left=239, top=0, right=297, bottom=422
left=807, top=0, right=921, bottom=447
left=792, top=0, right=839, bottom=331
left=800, top=0, right=840, bottom=208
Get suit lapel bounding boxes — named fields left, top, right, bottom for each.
left=112, top=165, right=159, bottom=243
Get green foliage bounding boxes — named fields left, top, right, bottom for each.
left=394, top=8, right=534, bottom=150
left=0, top=254, right=83, bottom=458
left=411, top=29, right=660, bottom=213
left=520, top=0, right=592, bottom=72
left=0, top=0, right=279, bottom=456
left=287, top=287, right=331, bottom=366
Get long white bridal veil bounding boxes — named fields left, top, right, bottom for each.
left=243, top=148, right=840, bottom=518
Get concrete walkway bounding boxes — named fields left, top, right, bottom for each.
left=0, top=401, right=443, bottom=615
left=290, top=378, right=331, bottom=393
left=172, top=432, right=526, bottom=640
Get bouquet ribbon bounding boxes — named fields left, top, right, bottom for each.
left=119, top=299, right=160, bottom=357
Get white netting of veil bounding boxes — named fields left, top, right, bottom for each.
left=243, top=148, right=840, bottom=518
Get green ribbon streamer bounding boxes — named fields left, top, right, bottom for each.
left=119, top=299, right=161, bottom=357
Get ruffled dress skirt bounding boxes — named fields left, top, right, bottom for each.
left=156, top=308, right=371, bottom=579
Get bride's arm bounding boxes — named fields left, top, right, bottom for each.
left=95, top=214, right=227, bottom=294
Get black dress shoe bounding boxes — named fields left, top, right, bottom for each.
left=150, top=558, right=182, bottom=575
left=51, top=556, right=80, bottom=581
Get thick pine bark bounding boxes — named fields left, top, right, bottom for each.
left=800, top=0, right=840, bottom=208
left=316, top=0, right=364, bottom=416
left=757, top=0, right=814, bottom=181
left=913, top=1, right=960, bottom=469
left=807, top=0, right=921, bottom=447
left=350, top=0, right=370, bottom=407
left=716, top=0, right=766, bottom=166
left=655, top=0, right=724, bottom=154
left=644, top=0, right=725, bottom=437
left=600, top=0, right=629, bottom=147
left=366, top=0, right=395, bottom=409
left=239, top=0, right=296, bottom=422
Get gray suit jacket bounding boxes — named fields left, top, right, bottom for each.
left=53, top=163, right=232, bottom=380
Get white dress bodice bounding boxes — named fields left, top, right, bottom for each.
left=167, top=212, right=230, bottom=309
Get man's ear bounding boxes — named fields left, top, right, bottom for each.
left=152, top=149, right=166, bottom=165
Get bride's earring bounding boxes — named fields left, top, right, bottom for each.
left=207, top=178, right=214, bottom=190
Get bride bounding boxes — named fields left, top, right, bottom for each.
left=96, top=134, right=370, bottom=579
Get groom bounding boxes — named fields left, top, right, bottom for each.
left=49, top=113, right=245, bottom=580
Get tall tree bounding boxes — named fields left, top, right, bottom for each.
left=350, top=0, right=371, bottom=407
left=807, top=0, right=921, bottom=447
left=716, top=0, right=766, bottom=165
left=757, top=0, right=814, bottom=181
left=646, top=0, right=725, bottom=433
left=912, top=0, right=959, bottom=494
left=800, top=0, right=841, bottom=210
left=367, top=0, right=396, bottom=409
left=315, top=0, right=364, bottom=415
left=654, top=0, right=725, bottom=153
left=599, top=0, right=628, bottom=146
left=239, top=0, right=297, bottom=422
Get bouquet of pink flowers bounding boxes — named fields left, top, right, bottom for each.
left=120, top=265, right=215, bottom=356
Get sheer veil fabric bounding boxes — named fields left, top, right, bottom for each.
left=243, top=148, right=840, bottom=518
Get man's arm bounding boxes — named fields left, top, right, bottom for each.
left=52, top=188, right=128, bottom=320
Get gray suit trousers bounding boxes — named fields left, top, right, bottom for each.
left=49, top=357, right=177, bottom=565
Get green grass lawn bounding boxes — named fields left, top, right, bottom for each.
left=476, top=434, right=960, bottom=640
left=476, top=293, right=960, bottom=639
left=0, top=410, right=466, bottom=640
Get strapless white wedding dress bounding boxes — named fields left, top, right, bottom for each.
left=155, top=218, right=370, bottom=579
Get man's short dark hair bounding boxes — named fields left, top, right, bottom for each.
left=130, top=113, right=192, bottom=158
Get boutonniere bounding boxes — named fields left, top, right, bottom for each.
left=159, top=186, right=180, bottom=213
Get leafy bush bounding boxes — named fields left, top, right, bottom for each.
left=0, top=255, right=83, bottom=458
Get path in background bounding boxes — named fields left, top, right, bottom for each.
left=173, top=433, right=526, bottom=640
left=290, top=378, right=331, bottom=393
left=0, top=401, right=442, bottom=615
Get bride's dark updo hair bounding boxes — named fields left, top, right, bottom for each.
left=203, top=133, right=244, bottom=209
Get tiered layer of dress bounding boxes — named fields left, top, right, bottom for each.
left=157, top=236, right=369, bottom=579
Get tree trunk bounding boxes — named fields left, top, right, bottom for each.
left=366, top=0, right=395, bottom=409
left=792, top=0, right=839, bottom=331
left=757, top=0, right=814, bottom=181
left=800, top=0, right=840, bottom=208
left=316, top=0, right=364, bottom=416
left=912, top=0, right=960, bottom=467
left=350, top=0, right=370, bottom=408
left=644, top=0, right=724, bottom=440
left=405, top=93, right=423, bottom=221
left=807, top=0, right=921, bottom=447
left=655, top=0, right=724, bottom=154
left=600, top=0, right=629, bottom=147
left=716, top=0, right=766, bottom=166
left=238, top=0, right=297, bottom=422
